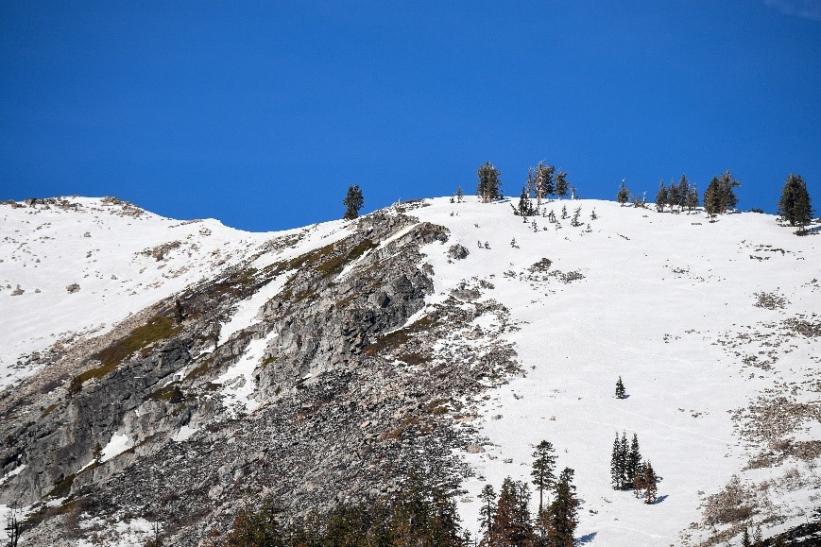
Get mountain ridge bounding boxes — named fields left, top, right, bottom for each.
left=1, top=195, right=819, bottom=546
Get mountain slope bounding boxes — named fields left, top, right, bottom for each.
left=1, top=196, right=819, bottom=547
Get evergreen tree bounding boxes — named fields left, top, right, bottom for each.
left=555, top=171, right=569, bottom=199
left=615, top=377, right=626, bottom=399
left=705, top=171, right=740, bottom=215
left=590, top=208, right=597, bottom=220
left=704, top=176, right=722, bottom=216
left=571, top=206, right=582, bottom=227
left=676, top=175, right=690, bottom=209
left=619, top=432, right=629, bottom=488
left=537, top=162, right=556, bottom=203
left=626, top=433, right=642, bottom=485
left=429, top=487, right=462, bottom=547
left=778, top=173, right=813, bottom=234
left=667, top=180, right=680, bottom=212
left=491, top=477, right=518, bottom=546
left=531, top=440, right=557, bottom=514
left=518, top=187, right=534, bottom=217
left=655, top=183, right=668, bottom=212
left=343, top=185, right=364, bottom=220
left=686, top=185, right=699, bottom=211
left=478, top=484, right=497, bottom=540
left=455, top=185, right=464, bottom=203
left=561, top=205, right=568, bottom=219
left=642, top=462, right=658, bottom=504
left=477, top=162, right=502, bottom=202
left=527, top=167, right=538, bottom=199
left=547, top=468, right=579, bottom=547
left=617, top=181, right=630, bottom=206
left=717, top=170, right=740, bottom=212
left=742, top=527, right=752, bottom=547
left=223, top=498, right=284, bottom=547
left=548, top=209, right=557, bottom=223
left=632, top=460, right=647, bottom=497
left=512, top=481, right=534, bottom=545
left=610, top=433, right=623, bottom=489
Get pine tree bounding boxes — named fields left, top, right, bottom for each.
left=686, top=185, right=699, bottom=211
left=619, top=432, right=629, bottom=488
left=548, top=209, right=557, bottom=223
left=643, top=462, right=658, bottom=504
left=512, top=481, right=534, bottom=545
left=626, top=433, right=642, bottom=485
left=617, top=181, right=630, bottom=206
left=704, top=176, right=721, bottom=216
left=343, top=185, right=364, bottom=220
left=676, top=175, right=690, bottom=209
left=561, top=205, right=568, bottom=219
left=491, top=477, right=518, bottom=546
left=590, top=208, right=597, bottom=220
left=571, top=206, right=582, bottom=227
left=610, top=433, right=623, bottom=489
left=536, top=162, right=556, bottom=203
left=531, top=440, right=557, bottom=514
left=478, top=484, right=497, bottom=540
left=717, top=170, right=740, bottom=212
left=455, top=185, right=464, bottom=203
left=555, top=171, right=568, bottom=199
left=655, top=183, right=667, bottom=212
left=615, top=377, right=626, bottom=399
left=518, top=187, right=533, bottom=217
left=477, top=162, right=502, bottom=203
left=778, top=174, right=813, bottom=234
left=429, top=487, right=462, bottom=547
left=706, top=171, right=740, bottom=215
left=547, top=468, right=579, bottom=547
left=667, top=181, right=680, bottom=212
left=742, top=527, right=752, bottom=547
left=632, top=460, right=646, bottom=497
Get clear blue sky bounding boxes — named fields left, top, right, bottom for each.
left=2, top=1, right=820, bottom=231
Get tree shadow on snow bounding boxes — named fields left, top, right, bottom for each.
left=578, top=532, right=597, bottom=544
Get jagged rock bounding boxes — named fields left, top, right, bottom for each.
left=447, top=243, right=470, bottom=260
left=65, top=283, right=80, bottom=293
left=0, top=208, right=519, bottom=547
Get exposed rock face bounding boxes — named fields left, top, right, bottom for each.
left=447, top=243, right=470, bottom=260
left=0, top=207, right=518, bottom=546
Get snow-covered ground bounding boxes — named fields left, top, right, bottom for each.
left=2, top=195, right=818, bottom=546
left=410, top=197, right=820, bottom=546
left=0, top=197, right=274, bottom=390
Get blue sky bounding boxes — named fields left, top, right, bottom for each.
left=2, top=1, right=819, bottom=231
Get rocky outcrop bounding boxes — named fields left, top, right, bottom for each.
left=0, top=207, right=520, bottom=546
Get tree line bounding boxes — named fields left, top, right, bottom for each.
left=342, top=164, right=813, bottom=235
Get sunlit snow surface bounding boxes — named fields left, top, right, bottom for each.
left=1, top=196, right=819, bottom=546
left=410, top=197, right=820, bottom=546
left=0, top=197, right=273, bottom=390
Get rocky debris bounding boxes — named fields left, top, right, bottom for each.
left=11, top=285, right=24, bottom=296
left=65, top=283, right=80, bottom=293
left=529, top=257, right=552, bottom=272
left=754, top=291, right=788, bottom=310
left=447, top=243, right=470, bottom=260
left=141, top=241, right=182, bottom=261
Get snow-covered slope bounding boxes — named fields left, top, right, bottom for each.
left=408, top=197, right=820, bottom=546
left=1, top=195, right=819, bottom=546
left=0, top=197, right=273, bottom=389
